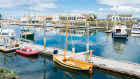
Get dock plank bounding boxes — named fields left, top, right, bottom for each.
left=20, top=42, right=140, bottom=77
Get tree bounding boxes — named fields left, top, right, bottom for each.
left=93, top=14, right=97, bottom=19
left=97, top=19, right=100, bottom=21
left=86, top=14, right=97, bottom=21
left=86, top=17, right=94, bottom=21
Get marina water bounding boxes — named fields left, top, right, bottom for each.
left=0, top=26, right=140, bottom=79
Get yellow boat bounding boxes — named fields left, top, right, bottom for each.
left=53, top=54, right=93, bottom=71
left=53, top=15, right=93, bottom=72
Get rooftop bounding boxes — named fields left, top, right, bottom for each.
left=107, top=14, right=133, bottom=17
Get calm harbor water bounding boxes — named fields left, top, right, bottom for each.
left=0, top=26, right=140, bottom=79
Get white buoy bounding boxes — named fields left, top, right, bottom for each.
left=72, top=48, right=75, bottom=54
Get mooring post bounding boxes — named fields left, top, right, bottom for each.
left=90, top=50, right=93, bottom=61
left=44, top=22, right=46, bottom=51
left=72, top=48, right=75, bottom=54
left=86, top=22, right=89, bottom=61
left=4, top=37, right=6, bottom=48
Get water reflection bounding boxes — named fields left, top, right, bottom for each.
left=0, top=26, right=140, bottom=79
left=53, top=28, right=94, bottom=37
left=0, top=51, right=16, bottom=65
left=16, top=53, right=38, bottom=61
left=112, top=39, right=127, bottom=54
left=44, top=56, right=46, bottom=79
left=131, top=34, right=140, bottom=43
left=0, top=51, right=134, bottom=79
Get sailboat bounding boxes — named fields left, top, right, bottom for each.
left=21, top=15, right=34, bottom=39
left=53, top=16, right=93, bottom=71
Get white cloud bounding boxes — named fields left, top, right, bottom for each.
left=97, top=0, right=140, bottom=6
left=72, top=10, right=95, bottom=14
left=98, top=0, right=140, bottom=13
left=0, top=0, right=57, bottom=11
left=28, top=2, right=57, bottom=11
left=100, top=6, right=140, bottom=13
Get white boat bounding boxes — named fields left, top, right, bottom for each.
left=46, top=23, right=54, bottom=27
left=131, top=23, right=140, bottom=34
left=105, top=30, right=113, bottom=33
left=0, top=28, right=16, bottom=39
left=112, top=23, right=128, bottom=39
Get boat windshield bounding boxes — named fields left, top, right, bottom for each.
left=2, top=33, right=9, bottom=35
left=116, top=29, right=121, bottom=33
left=26, top=49, right=31, bottom=52
left=22, top=49, right=27, bottom=52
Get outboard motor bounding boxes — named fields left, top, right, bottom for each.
left=53, top=50, right=58, bottom=54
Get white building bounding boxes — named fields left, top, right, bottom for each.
left=20, top=14, right=46, bottom=22
left=107, top=14, right=133, bottom=21
left=21, top=14, right=95, bottom=22
left=46, top=14, right=94, bottom=21
left=52, top=15, right=59, bottom=21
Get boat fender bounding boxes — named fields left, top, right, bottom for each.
left=53, top=50, right=58, bottom=54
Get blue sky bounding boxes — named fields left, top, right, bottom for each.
left=1, top=0, right=140, bottom=19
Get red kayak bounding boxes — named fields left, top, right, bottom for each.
left=16, top=48, right=39, bottom=55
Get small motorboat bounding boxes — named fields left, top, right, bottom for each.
left=131, top=23, right=140, bottom=34
left=16, top=47, right=38, bottom=55
left=112, top=23, right=128, bottom=39
left=0, top=28, right=16, bottom=39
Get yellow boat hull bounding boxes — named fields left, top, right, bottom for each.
left=53, top=54, right=93, bottom=71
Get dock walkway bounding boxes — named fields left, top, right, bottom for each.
left=20, top=42, right=140, bottom=78
left=0, top=46, right=19, bottom=52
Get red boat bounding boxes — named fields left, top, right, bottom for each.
left=16, top=48, right=39, bottom=55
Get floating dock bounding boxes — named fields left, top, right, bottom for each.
left=0, top=46, right=19, bottom=52
left=19, top=42, right=140, bottom=78
left=0, top=37, right=20, bottom=52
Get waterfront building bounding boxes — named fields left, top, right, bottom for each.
left=20, top=15, right=28, bottom=21
left=107, top=14, right=133, bottom=21
left=133, top=18, right=140, bottom=22
left=20, top=15, right=46, bottom=23
left=20, top=14, right=94, bottom=22
left=46, top=14, right=94, bottom=21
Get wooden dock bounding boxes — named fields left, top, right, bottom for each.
left=0, top=46, right=20, bottom=52
left=0, top=37, right=20, bottom=52
left=19, top=42, right=140, bottom=78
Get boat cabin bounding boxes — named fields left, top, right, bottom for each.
left=113, top=23, right=127, bottom=34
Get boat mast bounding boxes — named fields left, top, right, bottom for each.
left=64, top=15, right=68, bottom=61
left=28, top=15, right=29, bottom=29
